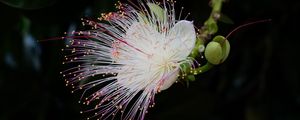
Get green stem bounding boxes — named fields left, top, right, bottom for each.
left=211, top=0, right=223, bottom=13
left=190, top=0, right=224, bottom=59
left=202, top=0, right=223, bottom=37
left=187, top=0, right=223, bottom=76
left=189, top=37, right=204, bottom=58
left=195, top=62, right=214, bottom=74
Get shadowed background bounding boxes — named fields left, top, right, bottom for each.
left=0, top=0, right=299, bottom=120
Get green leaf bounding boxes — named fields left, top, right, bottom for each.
left=219, top=13, right=234, bottom=24
left=147, top=3, right=165, bottom=22
left=138, top=12, right=149, bottom=24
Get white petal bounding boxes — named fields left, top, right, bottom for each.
left=160, top=69, right=179, bottom=91
left=167, top=20, right=196, bottom=60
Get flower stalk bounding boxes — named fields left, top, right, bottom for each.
left=187, top=0, right=224, bottom=77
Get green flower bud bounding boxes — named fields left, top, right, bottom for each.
left=205, top=35, right=230, bottom=65
left=220, top=37, right=230, bottom=63
left=205, top=41, right=223, bottom=65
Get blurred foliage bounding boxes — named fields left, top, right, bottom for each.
left=0, top=0, right=57, bottom=10
left=0, top=0, right=300, bottom=120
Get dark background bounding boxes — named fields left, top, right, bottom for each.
left=0, top=0, right=299, bottom=120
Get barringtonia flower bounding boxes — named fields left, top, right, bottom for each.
left=62, top=0, right=196, bottom=119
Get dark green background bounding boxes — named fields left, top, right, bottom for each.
left=0, top=0, right=299, bottom=120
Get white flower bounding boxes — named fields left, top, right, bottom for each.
left=63, top=0, right=196, bottom=120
